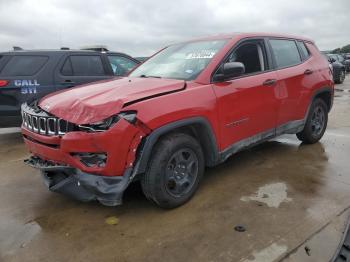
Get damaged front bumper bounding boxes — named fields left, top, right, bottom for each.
left=25, top=156, right=132, bottom=206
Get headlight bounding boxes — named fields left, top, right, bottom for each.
left=78, top=111, right=137, bottom=132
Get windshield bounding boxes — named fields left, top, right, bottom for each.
left=129, top=40, right=227, bottom=81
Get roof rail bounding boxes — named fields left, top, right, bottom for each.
left=80, top=45, right=109, bottom=52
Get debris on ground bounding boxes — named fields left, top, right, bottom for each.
left=105, top=216, right=119, bottom=225
left=234, top=225, right=246, bottom=232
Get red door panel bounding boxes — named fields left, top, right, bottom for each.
left=212, top=71, right=279, bottom=150
left=274, top=56, right=326, bottom=126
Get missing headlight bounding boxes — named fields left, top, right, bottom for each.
left=78, top=111, right=137, bottom=132
left=119, top=111, right=137, bottom=124
left=78, top=116, right=120, bottom=132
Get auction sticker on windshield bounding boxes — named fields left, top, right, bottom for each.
left=185, top=50, right=216, bottom=59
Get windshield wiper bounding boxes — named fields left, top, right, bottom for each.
left=139, top=74, right=162, bottom=78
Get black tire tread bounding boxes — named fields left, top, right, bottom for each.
left=296, top=98, right=328, bottom=144
left=141, top=133, right=204, bottom=208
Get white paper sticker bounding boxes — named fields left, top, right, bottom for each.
left=185, top=50, right=216, bottom=59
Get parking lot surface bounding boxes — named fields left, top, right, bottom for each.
left=1, top=77, right=350, bottom=262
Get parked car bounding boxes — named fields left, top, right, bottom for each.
left=326, top=54, right=346, bottom=84
left=22, top=33, right=333, bottom=208
left=0, top=47, right=140, bottom=127
left=343, top=53, right=350, bottom=72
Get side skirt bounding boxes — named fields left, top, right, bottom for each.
left=218, top=119, right=305, bottom=163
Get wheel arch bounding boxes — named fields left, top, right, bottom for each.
left=311, top=86, right=334, bottom=112
left=133, top=117, right=220, bottom=175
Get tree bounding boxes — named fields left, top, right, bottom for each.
left=332, top=44, right=350, bottom=54
left=341, top=44, right=350, bottom=53
left=332, top=48, right=341, bottom=54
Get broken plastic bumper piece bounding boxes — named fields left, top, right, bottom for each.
left=24, top=156, right=132, bottom=206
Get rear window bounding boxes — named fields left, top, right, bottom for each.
left=61, top=55, right=105, bottom=76
left=296, top=41, right=310, bottom=60
left=0, top=55, right=48, bottom=76
left=270, top=39, right=302, bottom=68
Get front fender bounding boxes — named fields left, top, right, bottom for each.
left=133, top=117, right=220, bottom=176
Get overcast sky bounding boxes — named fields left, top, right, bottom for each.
left=0, top=0, right=349, bottom=56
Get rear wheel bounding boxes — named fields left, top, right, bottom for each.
left=141, top=133, right=204, bottom=208
left=296, top=98, right=328, bottom=144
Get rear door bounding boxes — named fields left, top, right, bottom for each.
left=268, top=38, right=315, bottom=126
left=0, top=53, right=56, bottom=120
left=54, top=53, right=112, bottom=89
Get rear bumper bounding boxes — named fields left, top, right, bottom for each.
left=25, top=156, right=132, bottom=206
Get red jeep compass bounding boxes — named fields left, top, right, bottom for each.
left=22, top=33, right=334, bottom=208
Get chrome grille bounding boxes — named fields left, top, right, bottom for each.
left=21, top=103, right=74, bottom=136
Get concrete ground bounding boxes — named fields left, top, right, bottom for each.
left=1, top=77, right=350, bottom=262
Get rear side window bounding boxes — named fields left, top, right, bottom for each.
left=0, top=56, right=48, bottom=76
left=296, top=41, right=310, bottom=60
left=270, top=39, right=301, bottom=68
left=61, top=55, right=105, bottom=76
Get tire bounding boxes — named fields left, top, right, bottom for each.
left=296, top=98, right=328, bottom=144
left=141, top=133, right=204, bottom=209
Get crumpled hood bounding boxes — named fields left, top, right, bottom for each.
left=39, top=77, right=186, bottom=124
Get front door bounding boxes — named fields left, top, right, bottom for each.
left=212, top=39, right=279, bottom=150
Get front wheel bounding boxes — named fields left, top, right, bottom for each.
left=141, top=133, right=205, bottom=209
left=296, top=98, right=328, bottom=144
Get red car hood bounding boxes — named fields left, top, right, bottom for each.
left=39, top=77, right=186, bottom=124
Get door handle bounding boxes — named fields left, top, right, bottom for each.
left=304, top=69, right=313, bottom=75
left=61, top=80, right=75, bottom=85
left=263, top=79, right=277, bottom=86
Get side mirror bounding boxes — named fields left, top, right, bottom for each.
left=329, top=57, right=336, bottom=63
left=214, top=62, right=245, bottom=81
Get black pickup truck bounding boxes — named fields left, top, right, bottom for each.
left=0, top=47, right=139, bottom=127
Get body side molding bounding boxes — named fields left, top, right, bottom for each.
left=219, top=119, right=305, bottom=163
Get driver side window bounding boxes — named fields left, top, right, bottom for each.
left=227, top=41, right=268, bottom=75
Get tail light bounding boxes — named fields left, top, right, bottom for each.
left=0, top=80, right=9, bottom=87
